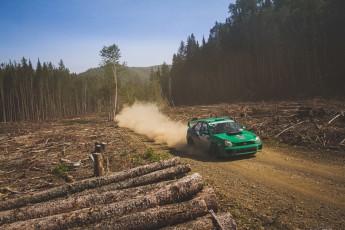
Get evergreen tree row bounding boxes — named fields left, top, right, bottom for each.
left=148, top=63, right=170, bottom=102
left=170, top=0, right=345, bottom=105
left=0, top=58, right=101, bottom=122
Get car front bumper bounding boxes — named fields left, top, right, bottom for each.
left=224, top=143, right=263, bottom=156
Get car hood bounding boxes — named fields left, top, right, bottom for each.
left=213, top=131, right=256, bottom=142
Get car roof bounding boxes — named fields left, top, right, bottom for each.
left=189, top=117, right=234, bottom=123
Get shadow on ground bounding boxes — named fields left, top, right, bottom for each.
left=168, top=145, right=256, bottom=163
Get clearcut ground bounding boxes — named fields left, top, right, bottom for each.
left=126, top=127, right=345, bottom=229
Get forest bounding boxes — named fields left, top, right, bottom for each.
left=1, top=0, right=344, bottom=122
left=0, top=56, right=168, bottom=122
left=170, top=0, right=345, bottom=104
left=0, top=59, right=101, bottom=122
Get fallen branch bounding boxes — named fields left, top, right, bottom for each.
left=340, top=138, right=345, bottom=146
left=0, top=187, right=21, bottom=194
left=327, top=112, right=344, bottom=124
left=0, top=157, right=180, bottom=211
left=275, top=121, right=307, bottom=138
left=3, top=173, right=203, bottom=230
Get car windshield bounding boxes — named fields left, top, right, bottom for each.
left=210, top=121, right=242, bottom=134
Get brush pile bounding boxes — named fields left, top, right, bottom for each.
left=166, top=99, right=345, bottom=151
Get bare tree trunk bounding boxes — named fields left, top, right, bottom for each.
left=0, top=84, right=6, bottom=122
left=0, top=179, right=179, bottom=224
left=162, top=213, right=236, bottom=230
left=112, top=63, right=117, bottom=120
left=3, top=174, right=203, bottom=230
left=79, top=163, right=190, bottom=194
left=0, top=157, right=181, bottom=211
left=95, top=188, right=217, bottom=230
left=162, top=215, right=215, bottom=230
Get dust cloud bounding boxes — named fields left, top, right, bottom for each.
left=115, top=102, right=187, bottom=148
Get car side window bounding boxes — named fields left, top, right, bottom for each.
left=200, top=123, right=208, bottom=132
left=194, top=122, right=202, bottom=131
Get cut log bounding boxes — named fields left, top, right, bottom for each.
left=3, top=173, right=203, bottom=230
left=77, top=163, right=190, bottom=195
left=210, top=209, right=225, bottom=229
left=0, top=164, right=191, bottom=224
left=162, top=212, right=236, bottom=230
left=95, top=187, right=217, bottom=230
left=105, top=163, right=191, bottom=190
left=216, top=212, right=237, bottom=230
left=161, top=214, right=215, bottom=230
left=0, top=157, right=180, bottom=211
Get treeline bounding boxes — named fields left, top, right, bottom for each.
left=79, top=65, right=157, bottom=106
left=148, top=63, right=170, bottom=105
left=0, top=55, right=170, bottom=122
left=170, top=0, right=345, bottom=105
left=0, top=58, right=101, bottom=122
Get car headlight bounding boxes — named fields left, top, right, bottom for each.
left=225, top=140, right=233, bottom=147
left=255, top=136, right=261, bottom=143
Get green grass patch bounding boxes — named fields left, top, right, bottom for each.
left=53, top=162, right=69, bottom=176
left=131, top=148, right=170, bottom=166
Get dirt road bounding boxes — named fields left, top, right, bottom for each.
left=126, top=127, right=345, bottom=229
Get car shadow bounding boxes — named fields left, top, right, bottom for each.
left=168, top=145, right=256, bottom=163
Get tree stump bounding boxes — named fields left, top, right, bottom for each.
left=93, top=151, right=105, bottom=177
left=92, top=143, right=105, bottom=177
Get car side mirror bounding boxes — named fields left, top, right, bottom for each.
left=201, top=130, right=209, bottom=135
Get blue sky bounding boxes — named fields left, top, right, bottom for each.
left=0, top=0, right=233, bottom=73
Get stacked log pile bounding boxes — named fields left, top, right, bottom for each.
left=0, top=157, right=236, bottom=229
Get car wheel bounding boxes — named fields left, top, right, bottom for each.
left=187, top=137, right=194, bottom=146
left=209, top=143, right=219, bottom=158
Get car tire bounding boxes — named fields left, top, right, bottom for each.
left=187, top=137, right=194, bottom=146
left=209, top=143, right=219, bottom=158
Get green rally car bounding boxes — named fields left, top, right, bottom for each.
left=187, top=118, right=262, bottom=157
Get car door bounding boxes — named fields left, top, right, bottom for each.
left=199, top=122, right=211, bottom=150
left=190, top=122, right=203, bottom=147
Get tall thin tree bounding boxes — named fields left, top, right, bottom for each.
left=100, top=44, right=121, bottom=120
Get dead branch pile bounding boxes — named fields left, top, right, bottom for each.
left=0, top=157, right=236, bottom=229
left=166, top=99, right=345, bottom=151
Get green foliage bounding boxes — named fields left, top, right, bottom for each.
left=131, top=148, right=169, bottom=166
left=53, top=162, right=69, bottom=176
left=0, top=58, right=103, bottom=122
left=170, top=0, right=345, bottom=105
left=100, top=44, right=121, bottom=66
left=78, top=65, right=169, bottom=106
left=131, top=155, right=144, bottom=166
left=142, top=148, right=160, bottom=162
left=148, top=64, right=170, bottom=108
